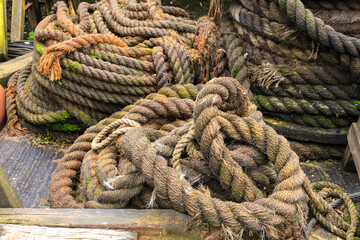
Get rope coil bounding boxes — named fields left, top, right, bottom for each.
left=49, top=76, right=359, bottom=239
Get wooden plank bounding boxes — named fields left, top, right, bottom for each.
left=347, top=122, right=360, bottom=178
left=44, top=0, right=52, bottom=15
left=0, top=166, right=23, bottom=208
left=0, top=0, right=7, bottom=61
left=0, top=135, right=63, bottom=208
left=26, top=2, right=38, bottom=30
left=10, top=0, right=26, bottom=41
left=309, top=226, right=339, bottom=240
left=68, top=0, right=75, bottom=15
left=0, top=208, right=204, bottom=239
left=0, top=224, right=137, bottom=239
left=342, top=145, right=356, bottom=171
left=0, top=52, right=32, bottom=87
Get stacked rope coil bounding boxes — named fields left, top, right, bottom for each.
left=5, top=0, right=207, bottom=134
left=223, top=0, right=360, bottom=160
left=50, top=76, right=359, bottom=239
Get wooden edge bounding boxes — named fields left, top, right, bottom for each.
left=0, top=224, right=138, bottom=239
left=0, top=208, right=206, bottom=239
left=0, top=167, right=23, bottom=208
left=347, top=123, right=360, bottom=179
left=0, top=0, right=7, bottom=61
left=0, top=52, right=33, bottom=87
left=342, top=145, right=355, bottom=171
left=309, top=226, right=339, bottom=240
left=10, top=0, right=26, bottom=41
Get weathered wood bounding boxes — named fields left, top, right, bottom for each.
left=342, top=145, right=355, bottom=171
left=0, top=208, right=204, bottom=239
left=0, top=52, right=32, bottom=87
left=68, top=0, right=75, bottom=15
left=0, top=224, right=138, bottom=239
left=0, top=166, right=22, bottom=208
left=10, top=0, right=26, bottom=41
left=347, top=121, right=360, bottom=178
left=309, top=226, right=340, bottom=240
left=0, top=135, right=63, bottom=207
left=26, top=2, right=38, bottom=30
left=0, top=0, right=7, bottom=61
left=44, top=0, right=53, bottom=15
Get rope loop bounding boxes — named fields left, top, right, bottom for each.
left=91, top=118, right=141, bottom=150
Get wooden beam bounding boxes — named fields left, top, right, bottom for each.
left=0, top=0, right=7, bottom=61
left=341, top=145, right=356, bottom=171
left=0, top=208, right=204, bottom=239
left=68, top=0, right=76, bottom=16
left=347, top=121, right=360, bottom=178
left=44, top=0, right=53, bottom=15
left=10, top=0, right=26, bottom=41
left=0, top=167, right=23, bottom=208
left=0, top=52, right=32, bottom=87
left=309, top=226, right=340, bottom=240
left=0, top=224, right=137, bottom=239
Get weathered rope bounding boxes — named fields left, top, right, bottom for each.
left=225, top=0, right=360, bottom=150
left=5, top=0, right=203, bottom=133
left=49, top=76, right=359, bottom=239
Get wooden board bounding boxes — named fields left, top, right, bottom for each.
left=0, top=224, right=138, bottom=240
left=0, top=166, right=22, bottom=208
left=0, top=0, right=7, bottom=61
left=10, top=0, right=26, bottom=41
left=0, top=208, right=204, bottom=239
left=0, top=52, right=32, bottom=87
left=0, top=135, right=64, bottom=208
left=309, top=226, right=341, bottom=240
left=346, top=121, right=360, bottom=178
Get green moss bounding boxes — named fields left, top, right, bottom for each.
left=94, top=187, right=102, bottom=197
left=145, top=48, right=152, bottom=54
left=86, top=177, right=92, bottom=184
left=77, top=110, right=98, bottom=126
left=50, top=123, right=83, bottom=131
left=231, top=68, right=239, bottom=78
left=315, top=115, right=336, bottom=129
left=70, top=61, right=78, bottom=70
left=90, top=55, right=100, bottom=59
left=34, top=40, right=46, bottom=54
left=48, top=111, right=70, bottom=123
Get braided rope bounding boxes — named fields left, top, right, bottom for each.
left=5, top=0, right=203, bottom=132
left=277, top=0, right=360, bottom=56
left=91, top=118, right=141, bottom=150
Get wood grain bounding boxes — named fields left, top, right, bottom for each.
left=10, top=0, right=26, bottom=41
left=0, top=135, right=63, bottom=207
left=0, top=0, right=7, bottom=61
left=0, top=224, right=138, bottom=239
left=0, top=52, right=32, bottom=87
left=0, top=208, right=203, bottom=239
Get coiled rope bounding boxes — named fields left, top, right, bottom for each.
left=5, top=0, right=211, bottom=134
left=226, top=0, right=360, bottom=152
left=50, top=77, right=359, bottom=239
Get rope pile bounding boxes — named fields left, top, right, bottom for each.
left=5, top=0, right=211, bottom=134
left=225, top=0, right=360, bottom=160
left=3, top=0, right=360, bottom=238
left=50, top=76, right=359, bottom=239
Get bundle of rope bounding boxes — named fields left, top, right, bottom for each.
left=223, top=0, right=360, bottom=160
left=5, top=0, right=207, bottom=134
left=49, top=76, right=359, bottom=239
